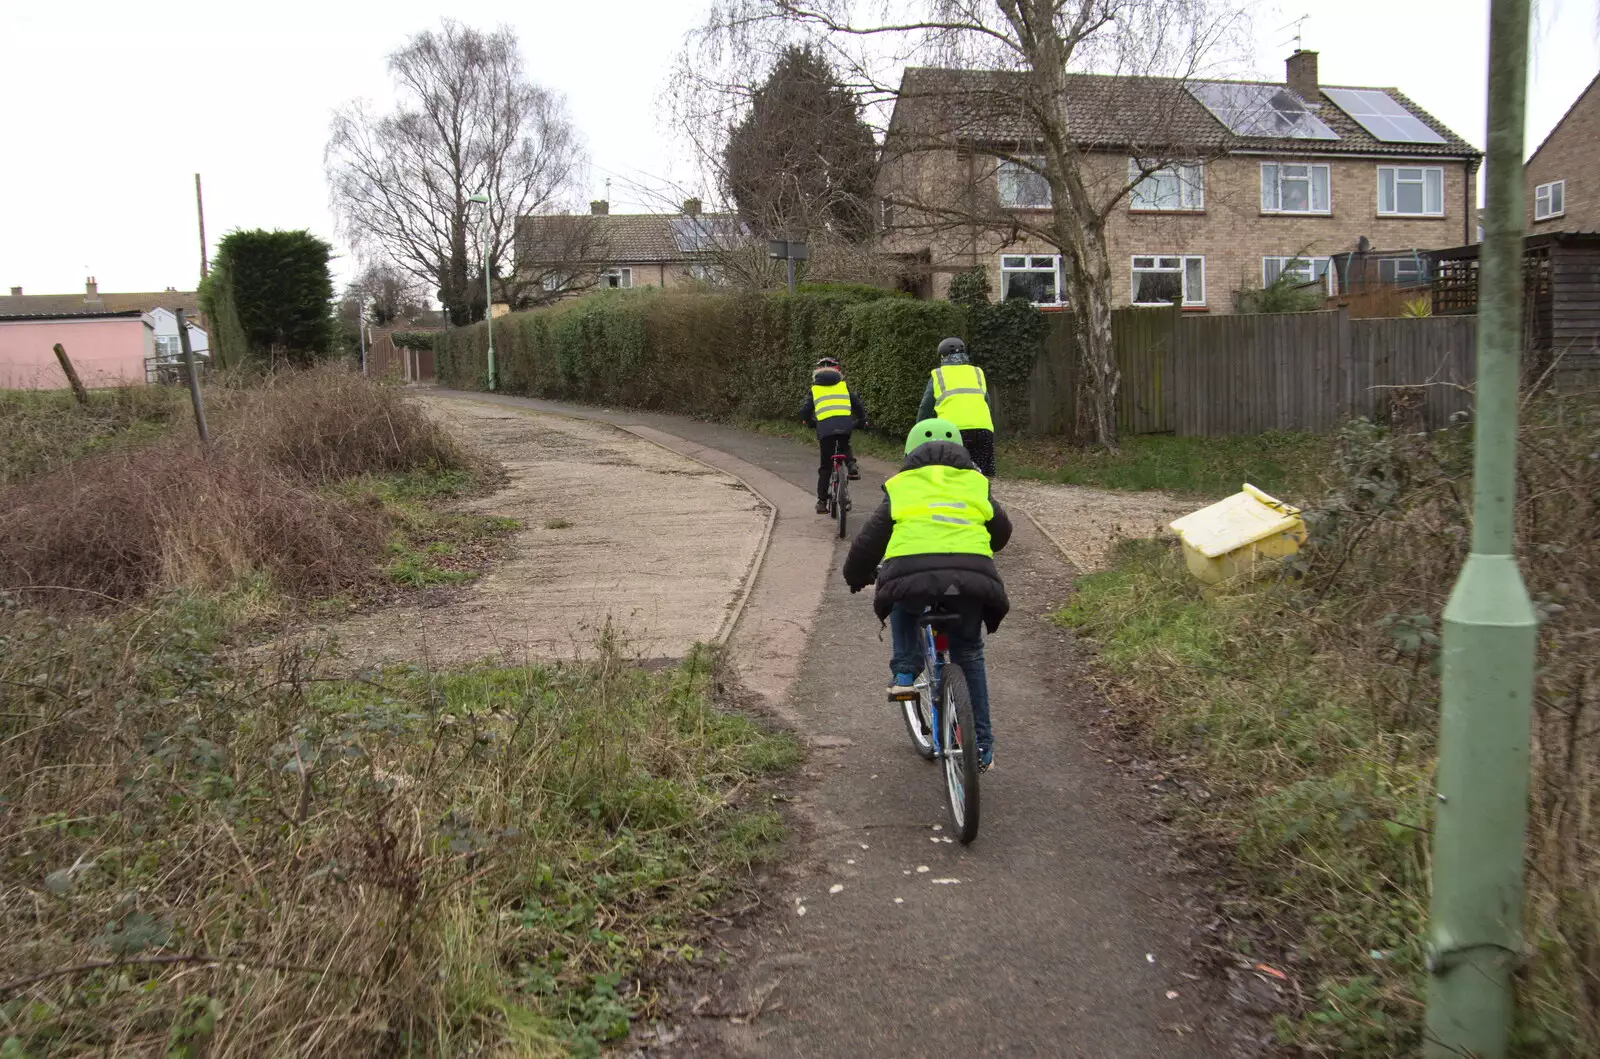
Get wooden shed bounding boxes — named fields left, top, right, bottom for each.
left=1428, top=231, right=1600, bottom=383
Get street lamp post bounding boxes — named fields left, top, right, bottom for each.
left=468, top=193, right=495, bottom=391
left=1422, top=2, right=1538, bottom=1056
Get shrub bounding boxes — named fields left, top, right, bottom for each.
left=200, top=230, right=338, bottom=369
left=0, top=441, right=386, bottom=602
left=221, top=367, right=483, bottom=484
left=0, top=386, right=189, bottom=485
left=0, top=369, right=484, bottom=605
left=437, top=289, right=966, bottom=435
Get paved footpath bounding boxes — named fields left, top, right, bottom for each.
left=431, top=391, right=1231, bottom=1058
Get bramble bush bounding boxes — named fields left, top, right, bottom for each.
left=435, top=289, right=970, bottom=436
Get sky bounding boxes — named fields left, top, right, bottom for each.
left=1, top=0, right=1596, bottom=298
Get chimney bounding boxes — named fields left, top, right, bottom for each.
left=589, top=200, right=609, bottom=216
left=1287, top=49, right=1319, bottom=101
left=85, top=276, right=99, bottom=300
left=8, top=286, right=19, bottom=297
left=682, top=197, right=702, bottom=217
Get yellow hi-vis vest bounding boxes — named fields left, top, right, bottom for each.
left=931, top=364, right=993, bottom=431
left=811, top=380, right=853, bottom=422
left=883, top=464, right=994, bottom=559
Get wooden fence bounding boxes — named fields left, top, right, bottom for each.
left=1026, top=307, right=1477, bottom=437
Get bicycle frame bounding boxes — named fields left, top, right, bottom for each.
left=921, top=621, right=952, bottom=756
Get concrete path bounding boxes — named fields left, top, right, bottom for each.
left=428, top=391, right=1229, bottom=1058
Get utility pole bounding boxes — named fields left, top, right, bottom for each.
left=173, top=308, right=209, bottom=445
left=195, top=174, right=208, bottom=281
left=468, top=192, right=495, bottom=390
left=1422, top=2, right=1537, bottom=1056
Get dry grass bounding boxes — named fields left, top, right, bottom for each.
left=0, top=369, right=485, bottom=606
left=0, top=610, right=798, bottom=1056
left=220, top=369, right=486, bottom=485
left=1058, top=394, right=1600, bottom=1056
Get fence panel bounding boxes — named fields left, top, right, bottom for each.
left=1112, top=307, right=1176, bottom=434
left=1021, top=306, right=1480, bottom=437
left=1028, top=312, right=1078, bottom=434
left=1353, top=316, right=1476, bottom=428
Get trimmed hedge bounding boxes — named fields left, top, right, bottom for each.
left=436, top=290, right=967, bottom=436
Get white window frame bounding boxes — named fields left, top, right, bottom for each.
left=1128, top=159, right=1205, bottom=212
left=1379, top=256, right=1426, bottom=287
left=1263, top=256, right=1335, bottom=295
left=601, top=267, right=633, bottom=289
left=997, top=156, right=1051, bottom=209
left=1377, top=166, right=1445, bottom=217
left=152, top=334, right=183, bottom=359
left=1130, top=254, right=1205, bottom=307
left=999, top=253, right=1065, bottom=305
left=1261, top=162, right=1331, bottom=215
left=1534, top=179, right=1565, bottom=221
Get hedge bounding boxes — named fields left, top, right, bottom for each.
left=435, top=289, right=969, bottom=436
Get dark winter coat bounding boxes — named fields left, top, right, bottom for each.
left=841, top=441, right=1012, bottom=632
left=800, top=368, right=869, bottom=439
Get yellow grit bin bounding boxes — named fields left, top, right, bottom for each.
left=1168, top=484, right=1307, bottom=586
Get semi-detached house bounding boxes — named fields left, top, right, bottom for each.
left=877, top=51, right=1481, bottom=313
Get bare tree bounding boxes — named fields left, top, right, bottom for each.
left=349, top=260, right=431, bottom=326
left=686, top=0, right=1253, bottom=445
left=326, top=20, right=586, bottom=325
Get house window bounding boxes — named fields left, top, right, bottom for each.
left=601, top=267, right=632, bottom=289
left=1129, top=160, right=1204, bottom=211
left=1263, top=256, right=1334, bottom=294
left=152, top=335, right=186, bottom=359
left=999, top=254, right=1062, bottom=304
left=689, top=263, right=725, bottom=285
left=880, top=197, right=894, bottom=229
left=1378, top=166, right=1444, bottom=216
left=1131, top=255, right=1204, bottom=306
left=1535, top=179, right=1565, bottom=221
left=1378, top=256, right=1426, bottom=287
left=1261, top=162, right=1331, bottom=214
left=997, top=157, right=1051, bottom=209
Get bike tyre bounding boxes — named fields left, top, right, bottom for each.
left=901, top=678, right=936, bottom=761
left=940, top=663, right=981, bottom=844
left=835, top=470, right=849, bottom=538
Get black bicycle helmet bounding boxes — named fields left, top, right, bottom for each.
left=815, top=356, right=840, bottom=369
left=937, top=337, right=969, bottom=364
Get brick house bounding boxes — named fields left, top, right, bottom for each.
left=877, top=51, right=1480, bottom=312
left=516, top=199, right=749, bottom=298
left=1525, top=70, right=1600, bottom=233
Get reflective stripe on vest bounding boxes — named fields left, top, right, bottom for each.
left=882, top=464, right=994, bottom=560
left=931, top=364, right=993, bottom=431
left=812, top=381, right=852, bottom=421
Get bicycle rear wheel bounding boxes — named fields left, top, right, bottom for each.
left=835, top=469, right=849, bottom=538
left=900, top=675, right=936, bottom=761
left=940, top=663, right=981, bottom=844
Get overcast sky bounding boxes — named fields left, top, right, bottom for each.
left=1, top=0, right=1596, bottom=297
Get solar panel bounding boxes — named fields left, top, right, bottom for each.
left=1188, top=82, right=1339, bottom=140
left=670, top=216, right=748, bottom=253
left=1324, top=88, right=1446, bottom=144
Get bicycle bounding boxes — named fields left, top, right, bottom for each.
left=826, top=451, right=851, bottom=539
left=887, top=604, right=981, bottom=843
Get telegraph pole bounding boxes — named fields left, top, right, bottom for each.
left=195, top=174, right=208, bottom=281
left=1422, top=2, right=1538, bottom=1055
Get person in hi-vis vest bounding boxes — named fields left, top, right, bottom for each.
left=841, top=418, right=1012, bottom=770
left=800, top=357, right=870, bottom=514
left=916, top=337, right=996, bottom=477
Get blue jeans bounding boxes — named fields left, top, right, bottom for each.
left=889, top=603, right=993, bottom=750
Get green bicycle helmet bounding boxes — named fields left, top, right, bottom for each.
left=904, top=417, right=963, bottom=455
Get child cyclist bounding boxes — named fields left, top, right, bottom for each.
left=841, top=418, right=1011, bottom=769
left=800, top=356, right=869, bottom=514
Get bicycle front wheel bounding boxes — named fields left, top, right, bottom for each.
left=940, top=663, right=981, bottom=844
left=835, top=470, right=849, bottom=538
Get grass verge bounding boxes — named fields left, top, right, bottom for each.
left=0, top=602, right=800, bottom=1057
left=1055, top=403, right=1598, bottom=1057
left=742, top=418, right=1329, bottom=497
